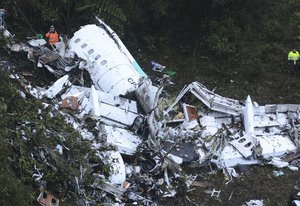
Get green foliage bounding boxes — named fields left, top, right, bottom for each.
left=289, top=11, right=300, bottom=38
left=242, top=60, right=265, bottom=82
left=102, top=164, right=112, bottom=178
left=204, top=34, right=235, bottom=57
left=0, top=70, right=93, bottom=203
left=287, top=0, right=300, bottom=6
left=119, top=0, right=173, bottom=51
left=261, top=19, right=283, bottom=41
left=256, top=43, right=285, bottom=64
left=2, top=0, right=60, bottom=34
left=56, top=0, right=127, bottom=35
left=31, top=0, right=60, bottom=23
left=95, top=0, right=127, bottom=22
left=0, top=36, right=10, bottom=48
left=2, top=0, right=127, bottom=37
left=202, top=18, right=241, bottom=57
left=0, top=169, right=34, bottom=206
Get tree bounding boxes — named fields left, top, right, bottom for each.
left=2, top=0, right=127, bottom=37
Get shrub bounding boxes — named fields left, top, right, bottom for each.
left=201, top=18, right=241, bottom=57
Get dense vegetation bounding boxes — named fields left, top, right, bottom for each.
left=2, top=0, right=298, bottom=54
left=1, top=0, right=300, bottom=205
left=2, top=0, right=300, bottom=101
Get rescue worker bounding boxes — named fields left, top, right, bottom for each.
left=45, top=25, right=59, bottom=47
left=288, top=48, right=300, bottom=71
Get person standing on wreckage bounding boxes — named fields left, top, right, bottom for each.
left=45, top=25, right=59, bottom=49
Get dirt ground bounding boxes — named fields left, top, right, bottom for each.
left=137, top=51, right=300, bottom=206
left=159, top=165, right=300, bottom=206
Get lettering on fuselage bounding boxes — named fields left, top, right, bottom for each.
left=128, top=78, right=137, bottom=86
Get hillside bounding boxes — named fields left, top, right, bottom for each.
left=1, top=1, right=300, bottom=205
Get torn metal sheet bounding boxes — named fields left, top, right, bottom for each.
left=90, top=85, right=101, bottom=118
left=199, top=116, right=218, bottom=136
left=92, top=179, right=126, bottom=198
left=229, top=133, right=257, bottom=158
left=243, top=199, right=264, bottom=206
left=293, top=200, right=300, bottom=206
left=210, top=188, right=221, bottom=198
left=96, top=150, right=126, bottom=185
left=10, top=38, right=75, bottom=76
left=10, top=42, right=28, bottom=52
left=61, top=85, right=139, bottom=127
left=181, top=119, right=200, bottom=130
left=210, top=132, right=297, bottom=168
left=165, top=81, right=243, bottom=116
left=243, top=95, right=255, bottom=135
left=217, top=144, right=267, bottom=168
left=164, top=82, right=300, bottom=169
left=61, top=85, right=138, bottom=113
left=151, top=60, right=166, bottom=72
left=162, top=140, right=199, bottom=164
left=134, top=78, right=160, bottom=113
left=257, top=135, right=296, bottom=159
left=44, top=74, right=70, bottom=98
left=55, top=40, right=66, bottom=57
left=28, top=39, right=47, bottom=47
left=0, top=9, right=13, bottom=40
left=231, top=95, right=257, bottom=158
left=100, top=125, right=142, bottom=155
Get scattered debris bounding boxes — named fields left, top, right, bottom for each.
left=210, top=188, right=221, bottom=198
left=37, top=191, right=59, bottom=206
left=205, top=188, right=221, bottom=198
left=1, top=11, right=300, bottom=205
left=151, top=60, right=176, bottom=77
left=272, top=170, right=284, bottom=177
left=289, top=183, right=300, bottom=205
left=243, top=199, right=264, bottom=206
left=59, top=96, right=78, bottom=110
left=151, top=60, right=166, bottom=72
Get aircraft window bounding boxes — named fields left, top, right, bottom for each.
left=88, top=49, right=94, bottom=54
left=95, top=55, right=101, bottom=60
left=74, top=38, right=81, bottom=43
left=245, top=142, right=252, bottom=147
left=101, top=60, right=107, bottom=65
left=51, top=198, right=57, bottom=205
left=42, top=192, right=47, bottom=199
left=81, top=43, right=87, bottom=48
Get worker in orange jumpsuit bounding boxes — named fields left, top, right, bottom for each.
left=45, top=25, right=59, bottom=47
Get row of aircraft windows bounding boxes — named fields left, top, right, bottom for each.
left=74, top=38, right=107, bottom=65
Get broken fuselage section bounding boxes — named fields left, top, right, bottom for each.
left=164, top=81, right=299, bottom=168
left=9, top=17, right=159, bottom=115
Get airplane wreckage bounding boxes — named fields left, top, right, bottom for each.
left=1, top=9, right=300, bottom=206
